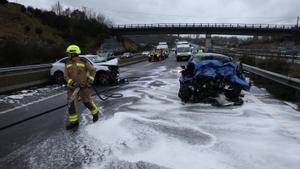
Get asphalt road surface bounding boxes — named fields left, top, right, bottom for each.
left=0, top=54, right=300, bottom=169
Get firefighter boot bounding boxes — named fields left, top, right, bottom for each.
left=83, top=101, right=100, bottom=123
left=92, top=113, right=99, bottom=122
left=66, top=121, right=79, bottom=130
left=66, top=113, right=79, bottom=130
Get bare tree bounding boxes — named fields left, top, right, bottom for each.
left=96, top=13, right=106, bottom=24
left=90, top=10, right=97, bottom=20
left=62, top=8, right=71, bottom=17
left=51, top=1, right=63, bottom=15
left=104, top=19, right=114, bottom=27
left=81, top=6, right=88, bottom=20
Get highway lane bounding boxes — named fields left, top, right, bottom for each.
left=0, top=56, right=177, bottom=167
left=1, top=54, right=300, bottom=169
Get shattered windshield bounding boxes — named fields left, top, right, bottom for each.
left=87, top=56, right=107, bottom=63
left=177, top=47, right=190, bottom=53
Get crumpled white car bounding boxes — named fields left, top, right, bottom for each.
left=50, top=54, right=119, bottom=85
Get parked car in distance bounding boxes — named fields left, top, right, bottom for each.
left=50, top=55, right=119, bottom=85
left=142, top=51, right=150, bottom=56
left=121, top=52, right=133, bottom=59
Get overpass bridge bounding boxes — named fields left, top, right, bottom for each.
left=111, top=23, right=300, bottom=36
left=110, top=23, right=300, bottom=49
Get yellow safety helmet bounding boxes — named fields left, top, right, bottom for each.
left=66, top=45, right=81, bottom=54
left=197, top=49, right=204, bottom=54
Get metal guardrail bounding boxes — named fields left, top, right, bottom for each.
left=243, top=64, right=300, bottom=90
left=0, top=54, right=147, bottom=93
left=213, top=49, right=300, bottom=64
left=119, top=55, right=147, bottom=66
left=0, top=64, right=51, bottom=73
left=232, top=52, right=300, bottom=63
left=0, top=54, right=143, bottom=73
left=112, top=23, right=297, bottom=30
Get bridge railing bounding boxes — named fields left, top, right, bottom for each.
left=112, top=23, right=296, bottom=30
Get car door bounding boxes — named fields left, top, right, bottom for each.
left=57, top=58, right=68, bottom=73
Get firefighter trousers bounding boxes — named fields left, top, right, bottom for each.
left=67, top=87, right=99, bottom=124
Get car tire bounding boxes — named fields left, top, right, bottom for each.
left=97, top=71, right=111, bottom=86
left=224, top=84, right=242, bottom=99
left=53, top=71, right=65, bottom=84
left=178, top=85, right=192, bottom=102
left=176, top=57, right=180, bottom=62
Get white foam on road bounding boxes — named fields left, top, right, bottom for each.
left=0, top=85, right=65, bottom=114
left=10, top=65, right=298, bottom=169
left=0, top=91, right=66, bottom=114
left=83, top=66, right=300, bottom=169
left=118, top=138, right=227, bottom=169
left=6, top=90, right=38, bottom=99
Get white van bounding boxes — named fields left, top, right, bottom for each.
left=158, top=42, right=167, bottom=45
left=176, top=44, right=192, bottom=61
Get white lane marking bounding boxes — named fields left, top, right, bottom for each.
left=144, top=62, right=153, bottom=67
left=0, top=91, right=67, bottom=115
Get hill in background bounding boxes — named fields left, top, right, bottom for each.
left=0, top=1, right=138, bottom=67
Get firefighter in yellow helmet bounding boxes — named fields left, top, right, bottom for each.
left=197, top=49, right=204, bottom=54
left=64, top=44, right=100, bottom=130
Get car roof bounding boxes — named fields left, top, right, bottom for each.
left=80, top=55, right=100, bottom=58
left=192, top=53, right=233, bottom=62
left=57, top=55, right=99, bottom=62
left=81, top=55, right=95, bottom=57
left=177, top=44, right=190, bottom=47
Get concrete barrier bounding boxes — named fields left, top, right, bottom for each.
left=0, top=66, right=51, bottom=93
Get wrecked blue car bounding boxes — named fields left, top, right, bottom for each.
left=178, top=53, right=251, bottom=105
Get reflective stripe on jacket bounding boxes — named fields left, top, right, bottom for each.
left=64, top=58, right=96, bottom=86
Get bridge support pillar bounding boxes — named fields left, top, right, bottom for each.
left=205, top=34, right=212, bottom=52
left=296, top=90, right=300, bottom=110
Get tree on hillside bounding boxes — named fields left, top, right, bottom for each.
left=51, top=1, right=63, bottom=15
left=96, top=13, right=105, bottom=24
left=24, top=25, right=31, bottom=33
left=0, top=0, right=8, bottom=5
left=35, top=27, right=43, bottom=37
left=20, top=5, right=26, bottom=13
left=62, top=8, right=71, bottom=17
left=70, top=9, right=86, bottom=20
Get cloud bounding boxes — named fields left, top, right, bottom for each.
left=15, top=0, right=300, bottom=24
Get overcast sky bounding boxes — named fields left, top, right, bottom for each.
left=12, top=0, right=300, bottom=25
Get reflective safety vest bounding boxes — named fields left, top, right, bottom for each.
left=64, top=57, right=96, bottom=86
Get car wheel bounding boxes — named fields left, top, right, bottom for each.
left=178, top=85, right=192, bottom=102
left=54, top=71, right=64, bottom=84
left=97, top=72, right=111, bottom=86
left=176, top=57, right=180, bottom=62
left=224, top=84, right=242, bottom=99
